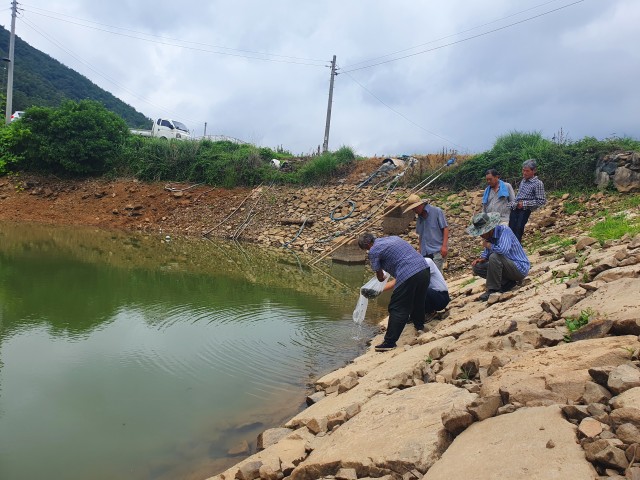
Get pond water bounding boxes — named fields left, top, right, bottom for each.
left=0, top=223, right=387, bottom=480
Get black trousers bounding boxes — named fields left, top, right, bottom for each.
left=384, top=269, right=430, bottom=345
left=425, top=289, right=451, bottom=314
left=508, top=208, right=531, bottom=243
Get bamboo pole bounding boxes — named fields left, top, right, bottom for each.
left=308, top=171, right=444, bottom=266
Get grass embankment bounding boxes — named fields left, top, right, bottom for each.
left=1, top=102, right=639, bottom=207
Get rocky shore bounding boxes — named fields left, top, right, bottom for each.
left=209, top=228, right=640, bottom=480
left=2, top=156, right=639, bottom=480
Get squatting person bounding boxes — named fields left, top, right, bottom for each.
left=384, top=256, right=450, bottom=322
left=467, top=212, right=530, bottom=302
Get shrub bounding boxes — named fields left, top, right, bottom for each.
left=7, top=100, right=130, bottom=175
left=433, top=131, right=640, bottom=192
left=0, top=122, right=28, bottom=174
left=295, top=146, right=356, bottom=185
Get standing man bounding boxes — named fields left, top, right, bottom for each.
left=482, top=168, right=515, bottom=225
left=402, top=194, right=449, bottom=273
left=508, top=159, right=546, bottom=242
left=467, top=212, right=530, bottom=302
left=358, top=233, right=430, bottom=352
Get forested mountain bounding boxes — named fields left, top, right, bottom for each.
left=0, top=25, right=151, bottom=128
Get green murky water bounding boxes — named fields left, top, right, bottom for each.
left=0, top=223, right=385, bottom=480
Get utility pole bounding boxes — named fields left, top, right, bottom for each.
left=322, top=55, right=337, bottom=153
left=204, top=122, right=207, bottom=137
left=5, top=0, right=17, bottom=124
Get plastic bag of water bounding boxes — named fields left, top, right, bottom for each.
left=352, top=272, right=389, bottom=324
left=359, top=272, right=389, bottom=299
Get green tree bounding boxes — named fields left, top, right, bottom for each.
left=9, top=100, right=130, bottom=174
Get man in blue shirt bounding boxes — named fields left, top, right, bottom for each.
left=358, top=233, right=430, bottom=351
left=508, top=159, right=546, bottom=242
left=467, top=212, right=530, bottom=302
left=402, top=194, right=449, bottom=273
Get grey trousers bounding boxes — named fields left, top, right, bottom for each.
left=472, top=253, right=525, bottom=292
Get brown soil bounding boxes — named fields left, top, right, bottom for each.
left=0, top=174, right=252, bottom=236
left=0, top=168, right=631, bottom=279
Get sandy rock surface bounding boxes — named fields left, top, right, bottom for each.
left=207, top=225, right=640, bottom=480
left=423, top=406, right=597, bottom=480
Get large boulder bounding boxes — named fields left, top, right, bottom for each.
left=481, top=336, right=640, bottom=406
left=290, top=383, right=477, bottom=479
left=286, top=337, right=455, bottom=429
left=424, top=406, right=596, bottom=479
left=563, top=278, right=640, bottom=334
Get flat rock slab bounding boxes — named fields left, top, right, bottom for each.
left=211, top=428, right=316, bottom=480
left=481, top=336, right=640, bottom=406
left=563, top=277, right=640, bottom=323
left=287, top=337, right=455, bottom=428
left=290, top=383, right=476, bottom=479
left=423, top=406, right=596, bottom=479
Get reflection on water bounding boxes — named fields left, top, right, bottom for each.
left=0, top=222, right=387, bottom=480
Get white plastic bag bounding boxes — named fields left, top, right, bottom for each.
left=360, top=271, right=389, bottom=299
left=352, top=272, right=389, bottom=324
left=352, top=295, right=369, bottom=325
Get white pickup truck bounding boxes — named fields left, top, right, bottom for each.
left=131, top=118, right=191, bottom=140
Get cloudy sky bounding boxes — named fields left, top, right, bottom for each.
left=2, top=0, right=638, bottom=156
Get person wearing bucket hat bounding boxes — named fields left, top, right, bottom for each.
left=467, top=212, right=530, bottom=302
left=402, top=194, right=449, bottom=273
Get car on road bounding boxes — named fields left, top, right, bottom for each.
left=10, top=111, right=24, bottom=122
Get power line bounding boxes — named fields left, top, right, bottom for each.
left=20, top=5, right=328, bottom=67
left=342, top=0, right=564, bottom=69
left=342, top=70, right=465, bottom=150
left=17, top=16, right=199, bottom=125
left=342, top=0, right=585, bottom=73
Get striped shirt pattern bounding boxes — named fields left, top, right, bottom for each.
left=508, top=176, right=546, bottom=210
left=369, top=236, right=427, bottom=287
left=480, top=225, right=530, bottom=276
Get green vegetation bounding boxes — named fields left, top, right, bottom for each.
left=296, top=146, right=355, bottom=184
left=460, top=277, right=477, bottom=288
left=0, top=101, right=357, bottom=187
left=2, top=100, right=129, bottom=174
left=0, top=26, right=149, bottom=128
left=564, top=308, right=596, bottom=342
left=563, top=201, right=585, bottom=215
left=528, top=232, right=576, bottom=254
left=434, top=131, right=640, bottom=191
left=565, top=308, right=594, bottom=332
left=590, top=214, right=640, bottom=243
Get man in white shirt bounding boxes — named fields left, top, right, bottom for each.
left=423, top=257, right=450, bottom=316
left=384, top=257, right=450, bottom=325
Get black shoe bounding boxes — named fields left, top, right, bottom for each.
left=414, top=324, right=425, bottom=333
left=374, top=342, right=396, bottom=352
left=478, top=290, right=498, bottom=302
left=500, top=280, right=517, bottom=293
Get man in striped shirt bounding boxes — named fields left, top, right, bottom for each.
left=467, top=212, right=530, bottom=302
left=358, top=233, right=430, bottom=351
left=508, top=159, right=546, bottom=242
